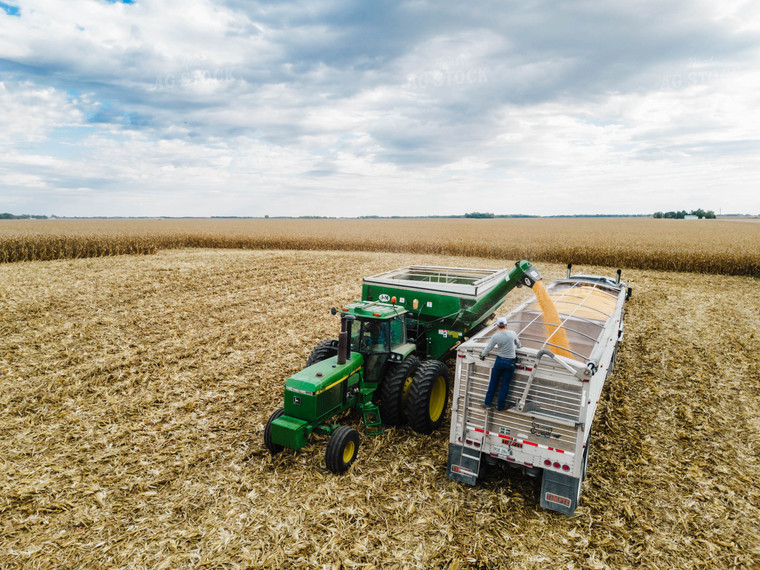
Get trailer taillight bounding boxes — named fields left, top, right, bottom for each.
left=544, top=459, right=570, bottom=472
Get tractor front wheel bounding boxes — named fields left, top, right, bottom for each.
left=380, top=356, right=420, bottom=426
left=264, top=408, right=285, bottom=455
left=407, top=360, right=450, bottom=435
left=306, top=339, right=337, bottom=367
left=325, top=425, right=360, bottom=473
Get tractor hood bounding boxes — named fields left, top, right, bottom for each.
left=280, top=354, right=366, bottom=433
left=285, top=354, right=364, bottom=396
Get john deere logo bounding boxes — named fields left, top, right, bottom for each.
left=293, top=396, right=302, bottom=406
left=379, top=294, right=391, bottom=302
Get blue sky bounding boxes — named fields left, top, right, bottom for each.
left=1, top=0, right=759, bottom=217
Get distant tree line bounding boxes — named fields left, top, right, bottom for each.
left=0, top=213, right=48, bottom=219
left=653, top=209, right=716, bottom=219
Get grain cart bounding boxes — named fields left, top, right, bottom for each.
left=446, top=264, right=631, bottom=515
left=264, top=261, right=540, bottom=473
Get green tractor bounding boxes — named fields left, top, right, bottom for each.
left=264, top=261, right=540, bottom=472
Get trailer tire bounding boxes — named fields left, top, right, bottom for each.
left=325, top=426, right=360, bottom=473
left=606, top=347, right=617, bottom=378
left=380, top=357, right=420, bottom=426
left=306, top=339, right=337, bottom=367
left=582, top=433, right=591, bottom=482
left=264, top=408, right=285, bottom=455
left=407, top=360, right=450, bottom=435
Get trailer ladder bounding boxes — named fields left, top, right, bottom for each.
left=448, top=359, right=484, bottom=485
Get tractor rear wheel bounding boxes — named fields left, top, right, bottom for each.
left=325, top=425, right=360, bottom=474
left=306, top=339, right=337, bottom=367
left=380, top=356, right=420, bottom=426
left=407, top=360, right=450, bottom=435
left=264, top=408, right=285, bottom=455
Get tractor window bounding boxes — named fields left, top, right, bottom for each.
left=389, top=317, right=405, bottom=347
left=348, top=319, right=362, bottom=352
left=360, top=320, right=390, bottom=353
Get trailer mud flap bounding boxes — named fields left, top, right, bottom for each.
left=540, top=470, right=580, bottom=516
left=446, top=443, right=480, bottom=486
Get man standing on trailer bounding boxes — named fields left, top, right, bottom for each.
left=479, top=317, right=521, bottom=410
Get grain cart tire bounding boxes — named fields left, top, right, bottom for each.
left=325, top=426, right=360, bottom=474
left=306, top=339, right=337, bottom=367
left=380, top=357, right=420, bottom=426
left=264, top=408, right=285, bottom=455
left=407, top=360, right=450, bottom=435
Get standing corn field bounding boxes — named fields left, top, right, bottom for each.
left=1, top=217, right=760, bottom=275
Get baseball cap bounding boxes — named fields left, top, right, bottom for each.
left=497, top=317, right=507, bottom=326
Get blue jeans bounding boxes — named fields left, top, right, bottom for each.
left=485, top=357, right=516, bottom=410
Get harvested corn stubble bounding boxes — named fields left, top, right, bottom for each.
left=1, top=249, right=758, bottom=569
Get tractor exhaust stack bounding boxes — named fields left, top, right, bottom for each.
left=337, top=314, right=353, bottom=364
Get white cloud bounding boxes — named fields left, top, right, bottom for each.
left=0, top=81, right=85, bottom=143
left=1, top=0, right=759, bottom=216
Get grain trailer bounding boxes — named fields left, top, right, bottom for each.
left=446, top=265, right=631, bottom=515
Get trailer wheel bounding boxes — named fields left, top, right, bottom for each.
left=581, top=433, right=591, bottom=482
left=606, top=347, right=618, bottom=378
left=380, top=356, right=420, bottom=426
left=407, top=360, right=450, bottom=435
left=264, top=408, right=285, bottom=455
left=306, top=339, right=337, bottom=367
left=325, top=426, right=360, bottom=474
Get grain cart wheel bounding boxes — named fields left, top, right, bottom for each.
left=407, top=360, right=450, bottom=435
left=264, top=408, right=285, bottom=455
left=380, top=357, right=420, bottom=426
left=306, top=339, right=337, bottom=367
left=325, top=426, right=360, bottom=474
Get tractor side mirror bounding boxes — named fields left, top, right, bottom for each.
left=330, top=307, right=338, bottom=315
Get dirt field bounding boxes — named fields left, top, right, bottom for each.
left=1, top=249, right=759, bottom=569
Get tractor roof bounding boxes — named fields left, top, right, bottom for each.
left=340, top=300, right=407, bottom=319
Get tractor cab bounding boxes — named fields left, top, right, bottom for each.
left=338, top=301, right=415, bottom=384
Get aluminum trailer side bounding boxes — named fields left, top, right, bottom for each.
left=446, top=269, right=631, bottom=515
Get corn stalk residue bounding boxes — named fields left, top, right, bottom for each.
left=532, top=280, right=573, bottom=358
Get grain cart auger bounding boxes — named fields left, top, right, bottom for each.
left=264, top=261, right=539, bottom=473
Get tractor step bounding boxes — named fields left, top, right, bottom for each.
left=359, top=402, right=383, bottom=436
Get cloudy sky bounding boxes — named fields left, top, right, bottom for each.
left=1, top=0, right=759, bottom=217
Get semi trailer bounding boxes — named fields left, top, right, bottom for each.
left=446, top=264, right=631, bottom=515
left=264, top=261, right=541, bottom=473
